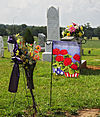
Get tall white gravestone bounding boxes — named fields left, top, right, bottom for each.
left=0, top=36, right=4, bottom=57
left=42, top=6, right=60, bottom=62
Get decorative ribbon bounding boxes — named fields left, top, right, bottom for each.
left=8, top=35, right=35, bottom=92
left=8, top=36, right=22, bottom=93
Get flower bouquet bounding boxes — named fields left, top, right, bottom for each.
left=16, top=34, right=41, bottom=89
left=8, top=31, right=41, bottom=92
left=62, top=23, right=84, bottom=41
left=8, top=29, right=41, bottom=113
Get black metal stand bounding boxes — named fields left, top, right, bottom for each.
left=50, top=41, right=53, bottom=107
left=30, top=89, right=37, bottom=115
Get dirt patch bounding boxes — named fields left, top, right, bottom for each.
left=65, top=109, right=100, bottom=117
left=87, top=65, right=100, bottom=70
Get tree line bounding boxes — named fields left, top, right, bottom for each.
left=0, top=23, right=100, bottom=39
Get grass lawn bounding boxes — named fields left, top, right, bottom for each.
left=0, top=37, right=100, bottom=116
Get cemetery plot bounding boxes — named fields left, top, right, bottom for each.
left=52, top=41, right=81, bottom=77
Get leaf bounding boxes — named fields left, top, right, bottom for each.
left=75, top=62, right=80, bottom=67
left=52, top=62, right=60, bottom=68
left=63, top=54, right=72, bottom=58
left=62, top=66, right=69, bottom=72
left=68, top=68, right=75, bottom=74
left=75, top=70, right=80, bottom=73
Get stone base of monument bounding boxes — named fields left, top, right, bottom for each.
left=42, top=52, right=52, bottom=62
left=80, top=60, right=87, bottom=69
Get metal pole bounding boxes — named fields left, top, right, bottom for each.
left=50, top=41, right=53, bottom=107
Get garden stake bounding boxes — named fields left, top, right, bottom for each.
left=50, top=41, right=53, bottom=107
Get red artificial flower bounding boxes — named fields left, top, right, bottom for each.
left=34, top=50, right=39, bottom=53
left=73, top=54, right=80, bottom=61
left=56, top=55, right=64, bottom=62
left=64, top=58, right=72, bottom=66
left=60, top=49, right=68, bottom=55
left=70, top=64, right=78, bottom=70
left=34, top=55, right=40, bottom=60
left=72, top=22, right=76, bottom=26
left=53, top=48, right=60, bottom=55
left=30, top=44, right=33, bottom=46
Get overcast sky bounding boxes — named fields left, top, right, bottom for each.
left=0, top=0, right=100, bottom=27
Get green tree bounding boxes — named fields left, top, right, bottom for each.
left=84, top=23, right=93, bottom=39
left=94, top=26, right=100, bottom=40
left=23, top=28, right=34, bottom=44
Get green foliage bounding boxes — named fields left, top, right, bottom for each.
left=94, top=26, right=100, bottom=39
left=0, top=36, right=100, bottom=116
left=23, top=28, right=34, bottom=44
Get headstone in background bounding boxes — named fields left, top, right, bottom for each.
left=38, top=33, right=46, bottom=52
left=42, top=6, right=60, bottom=62
left=0, top=36, right=4, bottom=57
left=7, top=36, right=14, bottom=56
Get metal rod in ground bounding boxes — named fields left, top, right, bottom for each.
left=50, top=41, right=53, bottom=107
left=30, top=89, right=37, bottom=113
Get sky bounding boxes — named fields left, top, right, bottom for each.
left=0, top=0, right=100, bottom=27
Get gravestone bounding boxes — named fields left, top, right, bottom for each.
left=42, top=6, right=60, bottom=62
left=38, top=33, right=46, bottom=52
left=0, top=36, right=4, bottom=57
left=7, top=36, right=14, bottom=56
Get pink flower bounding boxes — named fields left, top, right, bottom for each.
left=68, top=26, right=76, bottom=33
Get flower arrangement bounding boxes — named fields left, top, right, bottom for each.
left=7, top=30, right=41, bottom=92
left=53, top=46, right=80, bottom=77
left=16, top=34, right=41, bottom=68
left=8, top=29, right=41, bottom=112
left=62, top=22, right=84, bottom=38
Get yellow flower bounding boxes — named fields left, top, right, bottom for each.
left=80, top=26, right=83, bottom=31
left=30, top=48, right=32, bottom=51
left=25, top=59, right=28, bottom=63
left=31, top=52, right=33, bottom=56
left=70, top=25, right=72, bottom=27
left=23, top=62, right=26, bottom=64
left=17, top=39, right=20, bottom=44
left=78, top=32, right=83, bottom=37
left=67, top=26, right=70, bottom=28
left=16, top=33, right=19, bottom=37
left=16, top=50, right=19, bottom=56
left=25, top=66, right=28, bottom=69
left=67, top=33, right=70, bottom=36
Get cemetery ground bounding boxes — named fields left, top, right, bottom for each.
left=0, top=37, right=100, bottom=117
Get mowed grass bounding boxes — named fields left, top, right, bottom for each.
left=0, top=37, right=100, bottom=116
